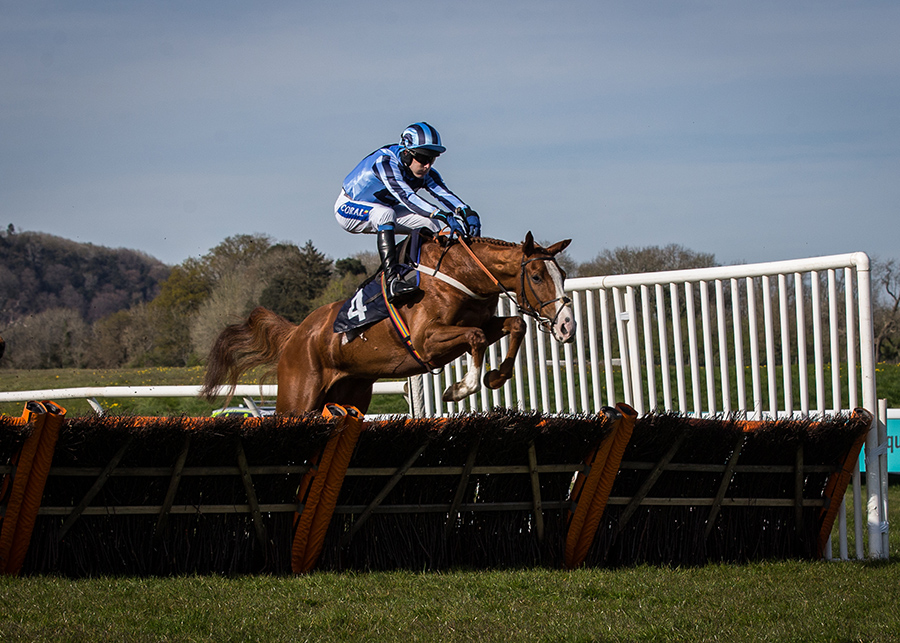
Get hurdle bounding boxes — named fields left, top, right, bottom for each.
left=1, top=404, right=870, bottom=576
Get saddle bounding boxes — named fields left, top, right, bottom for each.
left=332, top=234, right=424, bottom=335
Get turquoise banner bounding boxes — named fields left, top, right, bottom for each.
left=859, top=418, right=899, bottom=473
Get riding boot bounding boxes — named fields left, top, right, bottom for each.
left=377, top=228, right=419, bottom=303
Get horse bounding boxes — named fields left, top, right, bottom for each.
left=201, top=232, right=575, bottom=415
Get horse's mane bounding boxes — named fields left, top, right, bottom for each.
left=423, top=235, right=520, bottom=250
left=467, top=236, right=519, bottom=248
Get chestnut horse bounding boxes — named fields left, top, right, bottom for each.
left=201, top=232, right=575, bottom=414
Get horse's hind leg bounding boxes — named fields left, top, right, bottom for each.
left=482, top=316, right=527, bottom=390
left=324, top=378, right=375, bottom=414
left=276, top=367, right=326, bottom=415
left=275, top=328, right=329, bottom=415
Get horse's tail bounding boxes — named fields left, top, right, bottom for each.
left=200, top=307, right=296, bottom=404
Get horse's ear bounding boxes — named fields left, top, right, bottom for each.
left=546, top=239, right=572, bottom=256
left=523, top=231, right=535, bottom=255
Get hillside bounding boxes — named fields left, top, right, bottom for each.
left=0, top=226, right=170, bottom=324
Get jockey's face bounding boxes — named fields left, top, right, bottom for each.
left=408, top=154, right=436, bottom=178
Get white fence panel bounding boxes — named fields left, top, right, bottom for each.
left=420, top=251, right=884, bottom=559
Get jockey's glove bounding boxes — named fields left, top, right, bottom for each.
left=456, top=206, right=481, bottom=237
left=434, top=210, right=466, bottom=237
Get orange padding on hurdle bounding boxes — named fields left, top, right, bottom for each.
left=2, top=403, right=266, bottom=576
left=0, top=413, right=33, bottom=505
left=1, top=403, right=47, bottom=573
left=4, top=401, right=66, bottom=575
left=291, top=404, right=365, bottom=573
left=565, top=403, right=637, bottom=569
left=816, top=408, right=871, bottom=558
left=1, top=402, right=66, bottom=575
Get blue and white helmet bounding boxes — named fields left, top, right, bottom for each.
left=399, top=122, right=446, bottom=155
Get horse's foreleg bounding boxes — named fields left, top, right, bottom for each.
left=441, top=339, right=488, bottom=403
left=419, top=326, right=489, bottom=403
left=482, top=316, right=527, bottom=390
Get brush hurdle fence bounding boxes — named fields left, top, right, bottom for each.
left=0, top=252, right=891, bottom=575
left=420, top=251, right=887, bottom=560
left=0, top=404, right=873, bottom=575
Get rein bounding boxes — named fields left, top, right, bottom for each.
left=455, top=238, right=571, bottom=334
left=384, top=237, right=572, bottom=369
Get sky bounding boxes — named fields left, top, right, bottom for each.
left=2, top=1, right=899, bottom=269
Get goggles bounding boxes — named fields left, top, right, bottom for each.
left=411, top=152, right=439, bottom=165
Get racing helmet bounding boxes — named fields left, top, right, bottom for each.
left=399, top=122, right=446, bottom=155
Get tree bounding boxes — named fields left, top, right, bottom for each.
left=201, top=233, right=274, bottom=283
left=137, top=235, right=279, bottom=366
left=576, top=244, right=717, bottom=277
left=86, top=305, right=158, bottom=369
left=1, top=308, right=89, bottom=369
left=190, top=270, right=265, bottom=358
left=143, top=261, right=213, bottom=366
left=335, top=257, right=367, bottom=277
left=0, top=230, right=168, bottom=325
left=151, top=259, right=213, bottom=313
left=259, top=241, right=332, bottom=323
left=873, top=257, right=900, bottom=362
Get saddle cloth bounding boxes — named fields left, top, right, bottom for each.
left=332, top=266, right=419, bottom=334
left=333, top=233, right=428, bottom=335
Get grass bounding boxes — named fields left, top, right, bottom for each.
left=0, top=367, right=411, bottom=417
left=1, top=369, right=899, bottom=641
left=877, top=362, right=900, bottom=406
left=1, top=542, right=898, bottom=641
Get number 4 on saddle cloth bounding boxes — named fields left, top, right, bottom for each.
left=333, top=235, right=424, bottom=336
left=332, top=266, right=419, bottom=335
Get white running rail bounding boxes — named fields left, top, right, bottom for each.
left=0, top=382, right=407, bottom=404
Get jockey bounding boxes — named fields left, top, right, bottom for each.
left=335, top=122, right=480, bottom=302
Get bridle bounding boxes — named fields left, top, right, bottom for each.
left=456, top=238, right=571, bottom=334
left=518, top=255, right=573, bottom=334
left=390, top=236, right=571, bottom=372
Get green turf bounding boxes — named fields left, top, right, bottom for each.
left=2, top=553, right=898, bottom=642
left=2, top=370, right=897, bottom=642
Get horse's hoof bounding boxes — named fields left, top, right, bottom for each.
left=483, top=369, right=507, bottom=390
left=442, top=385, right=464, bottom=403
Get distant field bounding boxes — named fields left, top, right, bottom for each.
left=2, top=363, right=899, bottom=418
left=0, top=366, right=411, bottom=416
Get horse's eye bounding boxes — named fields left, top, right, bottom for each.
left=530, top=273, right=542, bottom=283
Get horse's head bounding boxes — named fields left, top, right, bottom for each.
left=520, top=232, right=576, bottom=343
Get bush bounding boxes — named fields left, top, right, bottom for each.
left=1, top=308, right=89, bottom=369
